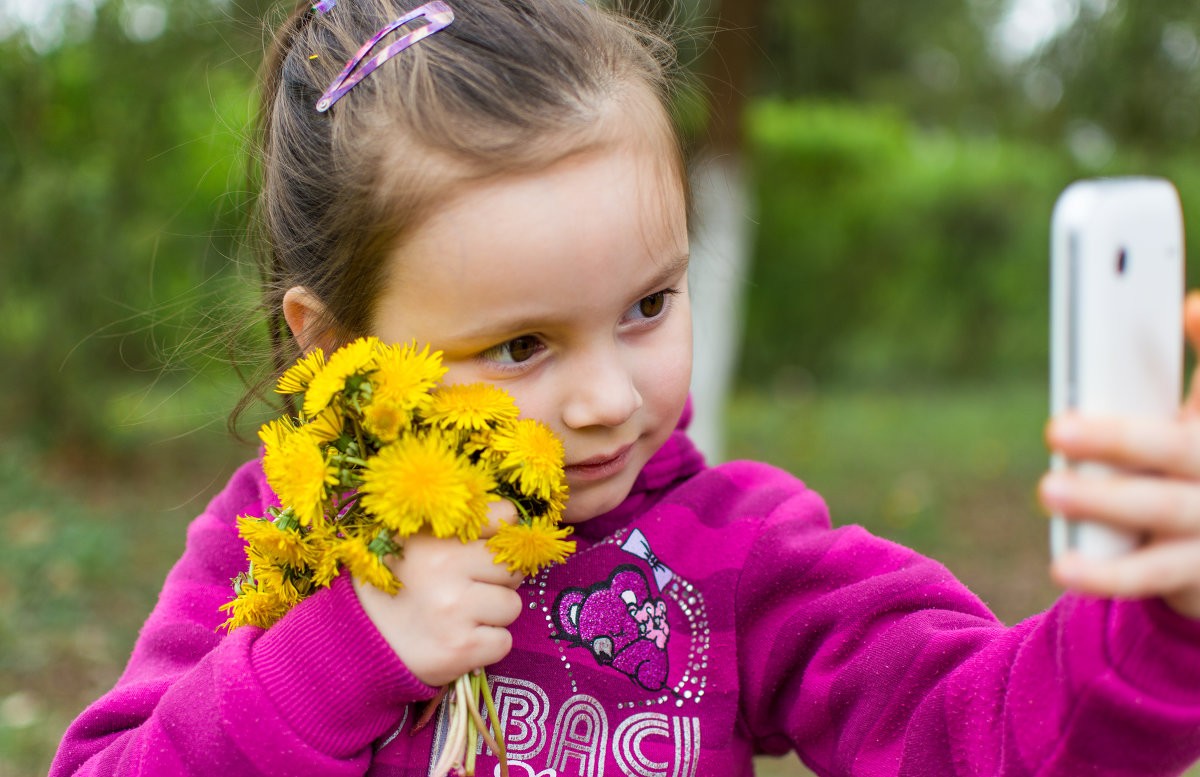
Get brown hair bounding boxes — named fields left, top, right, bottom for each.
left=234, top=0, right=689, bottom=428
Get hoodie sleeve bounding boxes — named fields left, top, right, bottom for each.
left=735, top=487, right=1200, bottom=776
left=50, top=461, right=439, bottom=777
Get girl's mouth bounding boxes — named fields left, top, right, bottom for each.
left=565, top=443, right=634, bottom=482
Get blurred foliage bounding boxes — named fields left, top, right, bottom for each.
left=0, top=0, right=273, bottom=455
left=1020, top=0, right=1200, bottom=154
left=3, top=0, right=1200, bottom=452
left=755, top=0, right=1015, bottom=135
left=741, top=99, right=1200, bottom=388
left=742, top=101, right=1054, bottom=386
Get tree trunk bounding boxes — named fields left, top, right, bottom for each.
left=687, top=0, right=764, bottom=461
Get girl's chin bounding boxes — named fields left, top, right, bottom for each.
left=559, top=487, right=630, bottom=524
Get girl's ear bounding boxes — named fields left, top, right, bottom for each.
left=282, top=286, right=334, bottom=353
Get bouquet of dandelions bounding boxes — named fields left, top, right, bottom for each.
left=220, top=336, right=573, bottom=777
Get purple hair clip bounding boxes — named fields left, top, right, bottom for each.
left=312, top=0, right=336, bottom=13
left=316, top=1, right=455, bottom=113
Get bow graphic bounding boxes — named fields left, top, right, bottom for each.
left=620, top=529, right=674, bottom=591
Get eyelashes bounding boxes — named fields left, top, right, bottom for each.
left=480, top=335, right=544, bottom=366
left=476, top=286, right=681, bottom=371
left=633, top=288, right=680, bottom=321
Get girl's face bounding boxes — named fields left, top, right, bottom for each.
left=372, top=140, right=692, bottom=523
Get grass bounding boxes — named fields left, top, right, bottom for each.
left=2, top=379, right=1197, bottom=776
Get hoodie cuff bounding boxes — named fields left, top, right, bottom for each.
left=1109, top=596, right=1200, bottom=707
left=251, top=573, right=439, bottom=759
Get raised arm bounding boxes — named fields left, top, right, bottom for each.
left=736, top=489, right=1200, bottom=776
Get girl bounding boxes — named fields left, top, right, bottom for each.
left=52, top=0, right=1200, bottom=775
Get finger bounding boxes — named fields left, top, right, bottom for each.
left=1052, top=537, right=1200, bottom=599
left=1039, top=471, right=1200, bottom=536
left=1184, top=291, right=1200, bottom=416
left=400, top=531, right=522, bottom=587
left=468, top=583, right=524, bottom=628
left=1046, top=414, right=1200, bottom=479
left=450, top=536, right=524, bottom=587
left=467, top=625, right=514, bottom=670
left=469, top=548, right=525, bottom=588
left=477, top=499, right=519, bottom=540
left=422, top=626, right=514, bottom=686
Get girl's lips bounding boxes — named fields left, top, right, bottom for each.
left=565, top=443, right=634, bottom=482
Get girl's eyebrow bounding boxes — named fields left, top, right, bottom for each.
left=640, top=253, right=691, bottom=295
left=450, top=252, right=690, bottom=343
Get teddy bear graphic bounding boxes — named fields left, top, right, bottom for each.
left=552, top=565, right=671, bottom=691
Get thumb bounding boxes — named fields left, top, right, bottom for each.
left=1182, top=292, right=1200, bottom=418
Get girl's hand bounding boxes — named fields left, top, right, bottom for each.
left=352, top=501, right=525, bottom=687
left=1039, top=292, right=1200, bottom=619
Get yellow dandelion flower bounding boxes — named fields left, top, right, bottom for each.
left=462, top=428, right=496, bottom=461
left=237, top=515, right=316, bottom=569
left=425, top=382, right=519, bottom=432
left=491, top=419, right=567, bottom=503
left=305, top=405, right=345, bottom=444
left=261, top=424, right=337, bottom=526
left=455, top=461, right=501, bottom=542
left=303, top=336, right=381, bottom=417
left=338, top=537, right=400, bottom=594
left=311, top=555, right=341, bottom=588
left=360, top=432, right=495, bottom=539
left=219, top=583, right=289, bottom=630
left=247, top=548, right=286, bottom=588
left=276, top=349, right=326, bottom=395
left=532, top=486, right=569, bottom=521
left=370, top=342, right=445, bottom=413
left=273, top=574, right=307, bottom=608
left=308, top=525, right=342, bottom=588
left=257, top=416, right=295, bottom=450
left=487, top=517, right=576, bottom=577
left=361, top=397, right=409, bottom=443
left=245, top=542, right=310, bottom=606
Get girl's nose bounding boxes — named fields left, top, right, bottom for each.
left=561, top=351, right=643, bottom=429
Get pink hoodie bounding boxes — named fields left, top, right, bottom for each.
left=52, top=418, right=1200, bottom=775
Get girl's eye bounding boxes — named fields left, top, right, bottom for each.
left=630, top=289, right=677, bottom=322
left=482, top=335, right=543, bottom=364
left=639, top=292, right=666, bottom=318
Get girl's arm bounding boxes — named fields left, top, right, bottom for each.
left=50, top=461, right=439, bottom=777
left=734, top=494, right=1200, bottom=776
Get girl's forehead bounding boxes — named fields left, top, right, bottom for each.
left=375, top=143, right=687, bottom=341
left=401, top=142, right=685, bottom=276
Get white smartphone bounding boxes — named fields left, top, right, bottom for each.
left=1050, top=177, right=1185, bottom=561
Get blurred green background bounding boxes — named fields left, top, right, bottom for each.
left=5, top=0, right=1200, bottom=774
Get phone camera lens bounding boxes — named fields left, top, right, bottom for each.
left=1116, top=247, right=1128, bottom=275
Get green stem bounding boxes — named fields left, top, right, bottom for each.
left=354, top=416, right=368, bottom=458
left=479, top=668, right=508, bottom=774
left=273, top=508, right=301, bottom=533
left=506, top=497, right=532, bottom=524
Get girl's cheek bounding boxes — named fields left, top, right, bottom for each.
left=501, top=381, right=559, bottom=428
